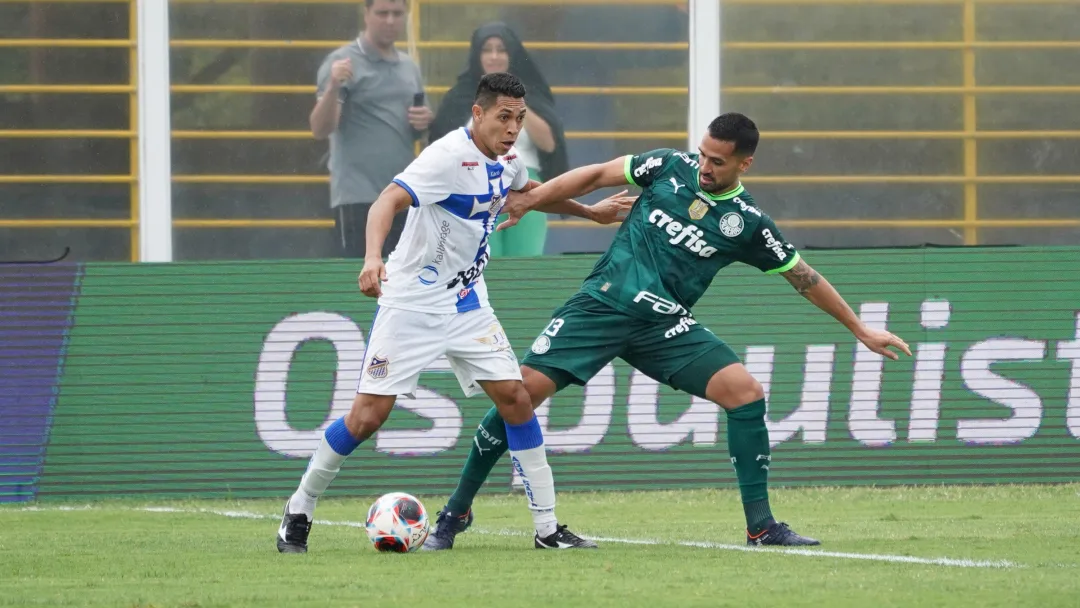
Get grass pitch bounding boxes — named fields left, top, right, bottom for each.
left=2, top=485, right=1077, bottom=608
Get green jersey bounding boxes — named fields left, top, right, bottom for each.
left=580, top=148, right=802, bottom=321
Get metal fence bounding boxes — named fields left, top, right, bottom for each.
left=2, top=0, right=1079, bottom=261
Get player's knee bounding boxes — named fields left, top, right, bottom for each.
left=344, top=394, right=393, bottom=440
left=707, top=367, right=765, bottom=409
left=522, top=366, right=558, bottom=408
left=721, top=376, right=764, bottom=408
left=492, top=383, right=534, bottom=425
left=739, top=377, right=766, bottom=405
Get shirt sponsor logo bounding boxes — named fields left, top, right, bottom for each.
left=664, top=316, right=699, bottom=339
left=634, top=156, right=663, bottom=179
left=733, top=196, right=761, bottom=217
left=417, top=220, right=452, bottom=285
left=761, top=228, right=788, bottom=261
left=418, top=266, right=439, bottom=285
left=675, top=152, right=700, bottom=169
left=447, top=250, right=490, bottom=291
left=633, top=290, right=689, bottom=316
left=648, top=209, right=718, bottom=258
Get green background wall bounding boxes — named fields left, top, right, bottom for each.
left=35, top=247, right=1080, bottom=500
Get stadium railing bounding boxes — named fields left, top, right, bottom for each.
left=2, top=0, right=1079, bottom=260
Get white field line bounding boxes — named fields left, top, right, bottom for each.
left=11, top=504, right=1019, bottom=569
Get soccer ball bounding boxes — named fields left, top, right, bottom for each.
left=364, top=492, right=430, bottom=553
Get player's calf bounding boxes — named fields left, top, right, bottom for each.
left=696, top=360, right=822, bottom=545
left=479, top=379, right=596, bottom=549
left=277, top=393, right=396, bottom=554
left=343, top=393, right=396, bottom=441
left=486, top=379, right=557, bottom=538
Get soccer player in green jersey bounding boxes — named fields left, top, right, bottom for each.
left=423, top=112, right=912, bottom=550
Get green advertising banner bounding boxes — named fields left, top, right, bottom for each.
left=33, top=247, right=1080, bottom=500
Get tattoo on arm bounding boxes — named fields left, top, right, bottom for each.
left=782, top=260, right=822, bottom=295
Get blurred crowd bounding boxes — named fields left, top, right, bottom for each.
left=317, top=0, right=570, bottom=259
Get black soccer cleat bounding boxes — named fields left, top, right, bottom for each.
left=746, top=521, right=820, bottom=547
left=276, top=501, right=313, bottom=554
left=534, top=524, right=599, bottom=549
left=420, top=508, right=474, bottom=551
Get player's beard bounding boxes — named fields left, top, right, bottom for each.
left=700, top=179, right=733, bottom=194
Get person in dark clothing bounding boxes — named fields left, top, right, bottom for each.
left=430, top=22, right=569, bottom=257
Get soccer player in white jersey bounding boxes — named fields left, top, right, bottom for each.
left=277, top=72, right=633, bottom=553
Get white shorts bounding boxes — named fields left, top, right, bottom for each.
left=357, top=306, right=522, bottom=398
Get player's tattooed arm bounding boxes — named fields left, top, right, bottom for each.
left=783, top=260, right=858, bottom=329
left=782, top=260, right=912, bottom=361
left=781, top=259, right=822, bottom=295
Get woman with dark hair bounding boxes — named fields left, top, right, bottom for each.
left=430, top=22, right=569, bottom=258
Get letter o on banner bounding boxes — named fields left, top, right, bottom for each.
left=254, top=312, right=366, bottom=457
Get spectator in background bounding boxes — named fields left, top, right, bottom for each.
left=310, top=0, right=433, bottom=259
left=430, top=22, right=568, bottom=258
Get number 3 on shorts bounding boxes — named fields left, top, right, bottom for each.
left=531, top=318, right=564, bottom=355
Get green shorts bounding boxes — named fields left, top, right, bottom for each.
left=521, top=292, right=741, bottom=399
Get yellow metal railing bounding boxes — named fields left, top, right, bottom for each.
left=3, top=0, right=1080, bottom=254
left=0, top=0, right=141, bottom=258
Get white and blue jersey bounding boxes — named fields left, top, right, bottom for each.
left=378, top=128, right=531, bottom=314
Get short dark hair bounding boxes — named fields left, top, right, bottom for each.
left=708, top=112, right=759, bottom=157
left=474, top=72, right=527, bottom=109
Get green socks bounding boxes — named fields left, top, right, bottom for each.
left=448, top=401, right=776, bottom=535
left=726, top=399, right=776, bottom=535
left=446, top=406, right=509, bottom=515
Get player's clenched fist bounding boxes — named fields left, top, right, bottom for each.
left=358, top=257, right=388, bottom=298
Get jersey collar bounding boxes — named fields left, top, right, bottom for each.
left=356, top=33, right=400, bottom=63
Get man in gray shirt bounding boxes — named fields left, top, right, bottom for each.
left=310, top=0, right=433, bottom=259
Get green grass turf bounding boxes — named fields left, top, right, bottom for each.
left=1, top=485, right=1077, bottom=608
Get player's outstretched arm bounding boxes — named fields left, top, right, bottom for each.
left=781, top=259, right=912, bottom=361
left=498, top=156, right=630, bottom=231
left=513, top=181, right=635, bottom=225
left=357, top=183, right=412, bottom=298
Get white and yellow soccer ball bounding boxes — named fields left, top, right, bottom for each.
left=364, top=492, right=430, bottom=553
